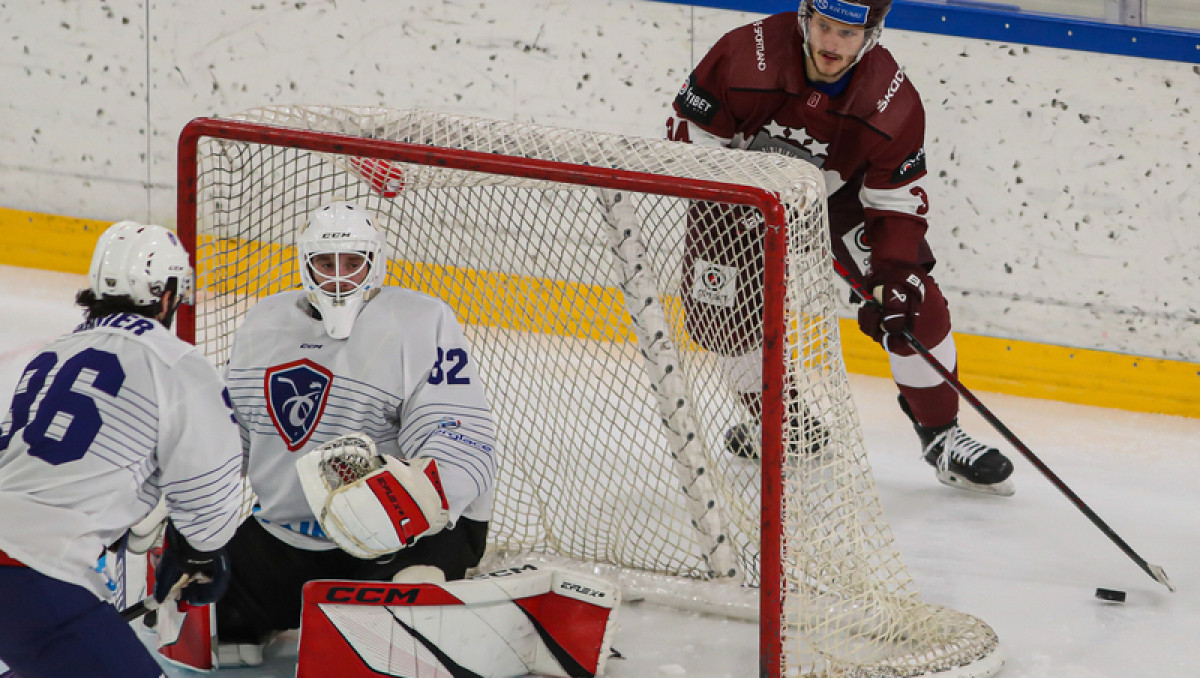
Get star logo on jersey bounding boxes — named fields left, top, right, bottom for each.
left=265, top=359, right=334, bottom=451
left=760, top=122, right=829, bottom=166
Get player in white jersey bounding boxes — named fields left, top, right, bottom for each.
left=215, top=202, right=498, bottom=664
left=0, top=222, right=244, bottom=678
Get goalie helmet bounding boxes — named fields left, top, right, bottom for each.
left=297, top=202, right=387, bottom=339
left=798, top=0, right=892, bottom=67
left=88, top=221, right=194, bottom=307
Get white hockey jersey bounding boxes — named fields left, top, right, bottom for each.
left=0, top=313, right=244, bottom=599
left=225, top=288, right=498, bottom=551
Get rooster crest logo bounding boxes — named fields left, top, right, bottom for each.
left=265, top=359, right=334, bottom=451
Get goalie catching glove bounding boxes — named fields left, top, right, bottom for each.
left=297, top=433, right=450, bottom=559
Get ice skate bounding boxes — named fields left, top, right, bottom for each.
left=216, top=632, right=279, bottom=668
left=899, top=395, right=1014, bottom=496
left=725, top=397, right=830, bottom=461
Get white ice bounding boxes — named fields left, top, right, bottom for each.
left=1, top=264, right=1197, bottom=678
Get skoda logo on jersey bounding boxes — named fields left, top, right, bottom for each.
left=813, top=0, right=870, bottom=26
left=265, top=358, right=334, bottom=451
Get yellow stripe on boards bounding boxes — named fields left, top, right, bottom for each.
left=839, top=319, right=1200, bottom=419
left=0, top=206, right=108, bottom=274
left=3, top=206, right=1197, bottom=418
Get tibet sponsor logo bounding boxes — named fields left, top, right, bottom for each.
left=876, top=68, right=906, bottom=112
left=691, top=260, right=738, bottom=308
left=674, top=77, right=719, bottom=125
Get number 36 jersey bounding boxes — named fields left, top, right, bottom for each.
left=224, top=288, right=498, bottom=551
left=0, top=313, right=244, bottom=599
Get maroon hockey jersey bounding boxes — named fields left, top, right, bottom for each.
left=670, top=11, right=935, bottom=274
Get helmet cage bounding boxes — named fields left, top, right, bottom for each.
left=296, top=202, right=386, bottom=339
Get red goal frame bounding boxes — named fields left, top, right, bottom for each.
left=176, top=116, right=793, bottom=676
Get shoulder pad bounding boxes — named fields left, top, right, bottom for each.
left=718, top=12, right=805, bottom=92
left=834, top=47, right=923, bottom=137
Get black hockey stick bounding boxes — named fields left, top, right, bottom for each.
left=834, top=259, right=1174, bottom=592
left=120, top=596, right=155, bottom=622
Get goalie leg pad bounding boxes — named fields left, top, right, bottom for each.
left=297, top=566, right=620, bottom=678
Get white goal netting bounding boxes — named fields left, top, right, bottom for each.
left=180, top=105, right=1002, bottom=678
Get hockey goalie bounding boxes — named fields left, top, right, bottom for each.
left=151, top=433, right=619, bottom=676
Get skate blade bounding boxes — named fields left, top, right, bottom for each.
left=935, top=469, right=1016, bottom=497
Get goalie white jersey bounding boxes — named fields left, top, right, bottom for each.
left=225, top=288, right=498, bottom=550
left=0, top=314, right=244, bottom=599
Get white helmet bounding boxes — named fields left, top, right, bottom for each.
left=88, top=221, right=194, bottom=306
left=297, top=202, right=387, bottom=339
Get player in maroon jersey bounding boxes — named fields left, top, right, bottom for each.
left=667, top=0, right=1014, bottom=495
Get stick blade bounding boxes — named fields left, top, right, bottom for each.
left=1147, top=562, right=1175, bottom=592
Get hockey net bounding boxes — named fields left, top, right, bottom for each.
left=178, top=106, right=1002, bottom=678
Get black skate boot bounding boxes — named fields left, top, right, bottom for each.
left=725, top=393, right=830, bottom=460
left=898, top=395, right=1015, bottom=496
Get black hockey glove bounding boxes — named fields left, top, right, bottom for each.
left=857, top=264, right=927, bottom=351
left=153, top=520, right=231, bottom=606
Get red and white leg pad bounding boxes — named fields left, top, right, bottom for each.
left=297, top=565, right=620, bottom=678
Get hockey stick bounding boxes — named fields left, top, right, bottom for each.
left=833, top=259, right=1174, bottom=592
left=120, top=596, right=156, bottom=622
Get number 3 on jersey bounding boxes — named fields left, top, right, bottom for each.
left=427, top=347, right=471, bottom=385
left=0, top=349, right=125, bottom=465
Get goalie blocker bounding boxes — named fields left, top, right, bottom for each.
left=297, top=565, right=620, bottom=678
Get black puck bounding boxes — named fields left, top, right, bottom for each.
left=1095, top=587, right=1126, bottom=603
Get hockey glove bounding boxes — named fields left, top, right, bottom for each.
left=296, top=433, right=451, bottom=559
left=857, top=264, right=927, bottom=351
left=153, top=521, right=231, bottom=606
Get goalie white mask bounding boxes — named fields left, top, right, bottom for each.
left=88, top=221, right=195, bottom=307
left=297, top=202, right=387, bottom=339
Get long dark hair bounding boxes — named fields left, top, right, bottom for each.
left=74, top=288, right=159, bottom=320
left=75, top=278, right=179, bottom=327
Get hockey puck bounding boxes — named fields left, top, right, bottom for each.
left=1095, top=588, right=1126, bottom=603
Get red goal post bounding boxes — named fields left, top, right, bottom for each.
left=175, top=107, right=1003, bottom=678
